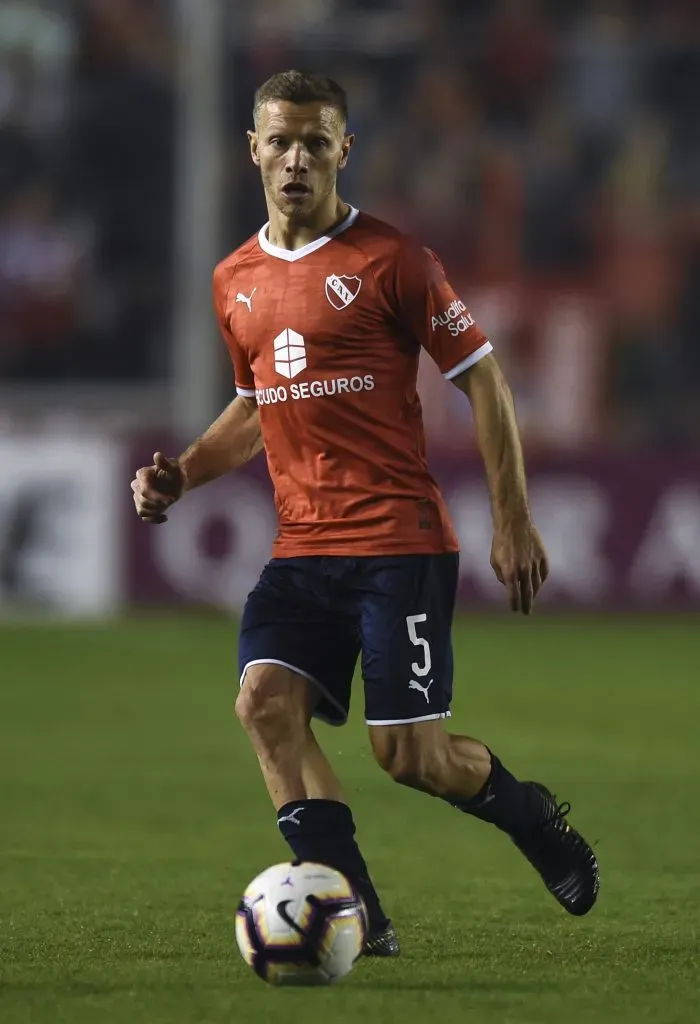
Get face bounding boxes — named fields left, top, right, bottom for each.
left=249, top=101, right=354, bottom=220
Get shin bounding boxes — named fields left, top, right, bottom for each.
left=235, top=663, right=344, bottom=808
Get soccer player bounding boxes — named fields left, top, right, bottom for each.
left=131, top=71, right=599, bottom=955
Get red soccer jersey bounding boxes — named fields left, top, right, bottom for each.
left=213, top=208, right=492, bottom=557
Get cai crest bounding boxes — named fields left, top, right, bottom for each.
left=325, top=274, right=362, bottom=310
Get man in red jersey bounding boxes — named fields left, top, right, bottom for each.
left=132, top=71, right=599, bottom=955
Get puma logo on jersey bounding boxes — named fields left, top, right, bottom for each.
left=236, top=287, right=257, bottom=312
left=325, top=274, right=362, bottom=310
left=409, top=678, right=434, bottom=704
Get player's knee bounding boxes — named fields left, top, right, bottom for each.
left=371, top=727, right=450, bottom=795
left=235, top=682, right=280, bottom=738
left=235, top=665, right=306, bottom=742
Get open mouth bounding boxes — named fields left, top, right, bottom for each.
left=282, top=182, right=311, bottom=200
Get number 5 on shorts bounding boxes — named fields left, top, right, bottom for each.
left=406, top=613, right=432, bottom=677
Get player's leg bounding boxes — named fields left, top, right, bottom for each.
left=236, top=558, right=396, bottom=951
left=359, top=553, right=600, bottom=916
left=236, top=663, right=396, bottom=951
left=370, top=720, right=599, bottom=915
left=236, top=662, right=345, bottom=806
left=359, top=553, right=541, bottom=827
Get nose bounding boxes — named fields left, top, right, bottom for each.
left=285, top=143, right=308, bottom=176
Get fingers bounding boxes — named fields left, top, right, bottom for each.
left=135, top=495, right=168, bottom=515
left=153, top=451, right=177, bottom=472
left=131, top=453, right=182, bottom=525
left=496, top=561, right=539, bottom=615
left=131, top=480, right=174, bottom=510
left=132, top=453, right=182, bottom=502
left=531, top=561, right=542, bottom=599
left=492, top=550, right=520, bottom=610
left=138, top=511, right=168, bottom=525
left=132, top=470, right=170, bottom=503
left=505, top=570, right=520, bottom=613
left=133, top=495, right=169, bottom=524
left=131, top=478, right=172, bottom=525
left=503, top=566, right=533, bottom=614
left=153, top=452, right=182, bottom=488
left=490, top=554, right=505, bottom=586
left=494, top=529, right=550, bottom=615
left=519, top=553, right=550, bottom=614
left=518, top=566, right=534, bottom=615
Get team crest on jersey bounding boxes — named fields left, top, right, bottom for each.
left=325, top=274, right=362, bottom=310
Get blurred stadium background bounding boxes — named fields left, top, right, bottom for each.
left=1, top=3, right=699, bottom=1022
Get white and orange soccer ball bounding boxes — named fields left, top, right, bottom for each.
left=235, top=862, right=367, bottom=986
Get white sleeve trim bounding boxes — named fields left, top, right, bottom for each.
left=235, top=385, right=256, bottom=398
left=443, top=340, right=493, bottom=380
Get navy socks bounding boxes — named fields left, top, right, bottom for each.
left=446, top=753, right=543, bottom=837
left=277, top=798, right=389, bottom=932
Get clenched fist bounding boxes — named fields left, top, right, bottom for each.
left=131, top=452, right=185, bottom=524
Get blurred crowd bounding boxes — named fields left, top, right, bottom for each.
left=0, top=0, right=174, bottom=381
left=1, top=0, right=699, bottom=448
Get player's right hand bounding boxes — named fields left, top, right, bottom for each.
left=131, top=452, right=185, bottom=524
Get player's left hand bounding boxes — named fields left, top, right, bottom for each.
left=490, top=520, right=549, bottom=615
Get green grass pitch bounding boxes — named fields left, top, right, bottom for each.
left=1, top=614, right=698, bottom=1024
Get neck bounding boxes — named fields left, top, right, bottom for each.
left=265, top=194, right=350, bottom=251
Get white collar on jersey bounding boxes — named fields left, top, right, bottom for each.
left=257, top=205, right=359, bottom=262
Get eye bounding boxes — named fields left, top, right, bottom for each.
left=269, top=137, right=285, bottom=149
left=310, top=138, right=329, bottom=150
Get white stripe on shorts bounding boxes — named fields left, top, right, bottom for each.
left=239, top=658, right=348, bottom=726
left=365, top=711, right=452, bottom=727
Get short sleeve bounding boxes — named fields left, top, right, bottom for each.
left=393, top=244, right=492, bottom=379
left=212, top=260, right=256, bottom=397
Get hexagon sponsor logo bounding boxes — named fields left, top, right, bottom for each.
left=274, top=328, right=306, bottom=379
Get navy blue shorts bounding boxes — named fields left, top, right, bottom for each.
left=238, top=554, right=458, bottom=727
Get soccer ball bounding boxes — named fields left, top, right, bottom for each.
left=235, top=862, right=367, bottom=986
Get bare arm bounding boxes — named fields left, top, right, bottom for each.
left=453, top=354, right=529, bottom=529
left=179, top=395, right=261, bottom=491
left=453, top=354, right=548, bottom=613
left=131, top=395, right=262, bottom=523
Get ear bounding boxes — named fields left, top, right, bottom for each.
left=338, top=133, right=355, bottom=171
left=247, top=130, right=260, bottom=167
